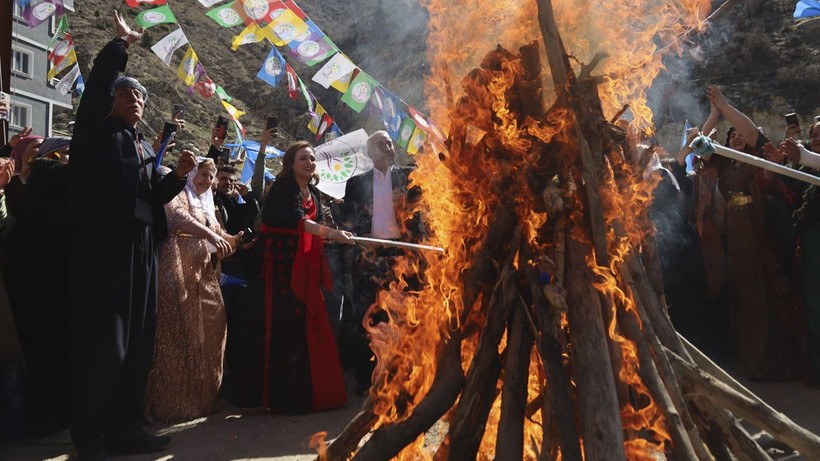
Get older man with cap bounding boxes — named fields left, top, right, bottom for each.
left=67, top=12, right=195, bottom=461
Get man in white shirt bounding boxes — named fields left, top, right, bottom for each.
left=339, top=131, right=424, bottom=394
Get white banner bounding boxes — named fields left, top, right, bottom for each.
left=314, top=129, right=372, bottom=199
left=150, top=28, right=189, bottom=66
left=311, top=52, right=355, bottom=89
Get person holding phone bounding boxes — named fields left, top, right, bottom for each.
left=66, top=12, right=195, bottom=460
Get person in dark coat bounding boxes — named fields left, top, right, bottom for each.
left=339, top=130, right=424, bottom=394
left=66, top=12, right=195, bottom=461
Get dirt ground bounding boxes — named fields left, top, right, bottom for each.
left=1, top=376, right=819, bottom=460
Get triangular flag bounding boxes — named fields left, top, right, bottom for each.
left=215, top=85, right=232, bottom=102
left=135, top=5, right=178, bottom=29
left=197, top=0, right=225, bottom=6
left=316, top=113, right=334, bottom=141
left=22, top=0, right=64, bottom=28
left=177, top=47, right=199, bottom=86
left=221, top=99, right=245, bottom=120
left=235, top=0, right=277, bottom=25
left=206, top=1, right=245, bottom=27
left=307, top=102, right=327, bottom=134
left=48, top=33, right=73, bottom=67
left=150, top=28, right=188, bottom=66
left=287, top=27, right=336, bottom=67
left=681, top=119, right=691, bottom=149
left=311, top=52, right=355, bottom=89
left=231, top=22, right=265, bottom=51
left=55, top=63, right=80, bottom=95
left=376, top=87, right=406, bottom=140
left=256, top=46, right=287, bottom=87
left=47, top=48, right=75, bottom=80
left=47, top=14, right=69, bottom=49
left=267, top=8, right=309, bottom=45
left=285, top=64, right=299, bottom=99
left=407, top=126, right=427, bottom=155
left=188, top=62, right=215, bottom=98
left=395, top=115, right=416, bottom=149
left=341, top=69, right=377, bottom=113
left=125, top=0, right=167, bottom=7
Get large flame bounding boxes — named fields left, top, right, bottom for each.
left=362, top=0, right=710, bottom=459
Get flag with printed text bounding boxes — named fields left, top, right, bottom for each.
left=135, top=5, right=178, bottom=28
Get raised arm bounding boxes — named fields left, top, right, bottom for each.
left=706, top=85, right=759, bottom=148
left=251, top=127, right=277, bottom=202
left=71, top=12, right=144, bottom=148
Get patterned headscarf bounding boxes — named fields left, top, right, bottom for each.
left=10, top=136, right=44, bottom=173
left=113, top=76, right=148, bottom=102
left=36, top=136, right=71, bottom=159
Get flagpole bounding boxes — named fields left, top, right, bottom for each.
left=350, top=236, right=445, bottom=254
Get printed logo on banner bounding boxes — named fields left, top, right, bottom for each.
left=52, top=40, right=71, bottom=58
left=399, top=124, right=413, bottom=144
left=318, top=152, right=357, bottom=183
left=350, top=81, right=372, bottom=104
left=321, top=63, right=342, bottom=80
left=183, top=56, right=196, bottom=75
left=294, top=28, right=312, bottom=43
left=143, top=12, right=167, bottom=24
left=241, top=32, right=258, bottom=44
left=33, top=2, right=58, bottom=19
left=264, top=55, right=284, bottom=76
left=243, top=0, right=270, bottom=21
left=218, top=8, right=241, bottom=25
left=162, top=36, right=182, bottom=53
left=267, top=7, right=287, bottom=21
left=297, top=40, right=320, bottom=58
left=274, top=23, right=297, bottom=42
left=385, top=99, right=401, bottom=132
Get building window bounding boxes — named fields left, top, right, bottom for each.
left=11, top=49, right=32, bottom=78
left=9, top=103, right=32, bottom=129
left=13, top=3, right=24, bottom=19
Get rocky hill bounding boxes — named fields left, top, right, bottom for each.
left=59, top=0, right=819, bottom=164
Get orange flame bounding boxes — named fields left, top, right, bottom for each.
left=359, top=0, right=709, bottom=459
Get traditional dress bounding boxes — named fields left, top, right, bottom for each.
left=144, top=172, right=227, bottom=423
left=255, top=174, right=346, bottom=413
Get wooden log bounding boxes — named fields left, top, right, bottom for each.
left=447, top=270, right=520, bottom=460
left=518, top=41, right=546, bottom=121
left=565, top=231, right=626, bottom=461
left=351, top=337, right=465, bottom=461
left=495, top=295, right=535, bottom=461
left=668, top=349, right=820, bottom=460
left=322, top=397, right=377, bottom=461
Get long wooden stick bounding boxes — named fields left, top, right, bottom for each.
left=351, top=236, right=445, bottom=253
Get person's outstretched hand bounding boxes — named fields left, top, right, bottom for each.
left=175, top=149, right=196, bottom=179
left=706, top=85, right=729, bottom=111
left=114, top=10, right=143, bottom=45
left=781, top=138, right=802, bottom=163
left=9, top=127, right=33, bottom=148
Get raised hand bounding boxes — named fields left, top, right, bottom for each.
left=175, top=149, right=197, bottom=179
left=781, top=138, right=802, bottom=163
left=0, top=158, right=14, bottom=189
left=113, top=10, right=144, bottom=44
left=9, top=127, right=33, bottom=147
left=210, top=126, right=225, bottom=148
left=706, top=85, right=728, bottom=111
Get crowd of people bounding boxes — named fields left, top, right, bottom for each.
left=0, top=11, right=819, bottom=461
left=0, top=13, right=420, bottom=461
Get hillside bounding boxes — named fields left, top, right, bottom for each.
left=58, top=0, right=819, bottom=164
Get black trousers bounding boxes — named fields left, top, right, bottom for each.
left=69, top=222, right=157, bottom=449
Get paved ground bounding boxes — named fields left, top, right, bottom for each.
left=1, top=376, right=819, bottom=460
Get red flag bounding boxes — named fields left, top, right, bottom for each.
left=316, top=113, right=333, bottom=141
left=286, top=64, right=299, bottom=100
left=48, top=33, right=73, bottom=67
left=283, top=0, right=308, bottom=19
left=125, top=0, right=167, bottom=7
left=407, top=106, right=431, bottom=133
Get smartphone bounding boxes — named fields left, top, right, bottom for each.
left=218, top=147, right=230, bottom=164
left=785, top=112, right=799, bottom=128
left=160, top=121, right=177, bottom=148
left=266, top=115, right=279, bottom=131
left=215, top=115, right=229, bottom=139
left=172, top=103, right=185, bottom=120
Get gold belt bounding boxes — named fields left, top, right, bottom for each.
left=727, top=192, right=753, bottom=210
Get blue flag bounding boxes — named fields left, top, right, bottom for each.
left=256, top=46, right=287, bottom=87
left=375, top=86, right=406, bottom=140
left=235, top=140, right=285, bottom=186
left=795, top=0, right=820, bottom=18
left=75, top=73, right=85, bottom=95
left=681, top=119, right=691, bottom=149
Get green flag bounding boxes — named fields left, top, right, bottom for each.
left=48, top=15, right=69, bottom=50
left=215, top=85, right=232, bottom=103
left=340, top=69, right=377, bottom=113
left=135, top=5, right=178, bottom=29
left=206, top=2, right=244, bottom=28
left=395, top=115, right=416, bottom=149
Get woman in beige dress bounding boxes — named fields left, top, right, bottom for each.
left=145, top=158, right=241, bottom=423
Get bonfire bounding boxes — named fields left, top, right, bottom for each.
left=316, top=0, right=820, bottom=459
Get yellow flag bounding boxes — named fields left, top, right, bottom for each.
left=231, top=23, right=265, bottom=51
left=221, top=100, right=245, bottom=120
left=306, top=103, right=327, bottom=134
left=267, top=9, right=309, bottom=46
left=262, top=23, right=285, bottom=47
left=329, top=71, right=353, bottom=93
left=47, top=49, right=76, bottom=80
left=177, top=47, right=198, bottom=86
left=407, top=127, right=428, bottom=155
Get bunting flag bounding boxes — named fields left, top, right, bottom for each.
left=75, top=73, right=85, bottom=95
left=197, top=0, right=225, bottom=6
left=188, top=62, right=216, bottom=98
left=395, top=115, right=416, bottom=149
left=177, top=47, right=199, bottom=86
left=256, top=46, right=287, bottom=86
left=285, top=64, right=299, bottom=99
left=795, top=0, right=820, bottom=18
left=22, top=0, right=64, bottom=28
left=234, top=0, right=277, bottom=25
left=55, top=63, right=80, bottom=95
left=221, top=99, right=245, bottom=120
left=375, top=87, right=406, bottom=140
left=47, top=15, right=69, bottom=49
left=47, top=33, right=73, bottom=67
left=135, top=5, right=178, bottom=29
left=311, top=52, right=355, bottom=89
left=407, top=126, right=427, bottom=155
left=150, top=28, right=188, bottom=65
left=206, top=2, right=245, bottom=27
left=341, top=69, right=377, bottom=113
left=307, top=101, right=327, bottom=134
left=215, top=84, right=232, bottom=102
left=282, top=0, right=308, bottom=19
left=47, top=48, right=76, bottom=80
left=407, top=105, right=431, bottom=133
left=268, top=8, right=309, bottom=45
left=231, top=22, right=265, bottom=50
left=125, top=0, right=167, bottom=7
left=288, top=35, right=336, bottom=67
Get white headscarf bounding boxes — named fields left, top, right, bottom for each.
left=184, top=157, right=219, bottom=227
